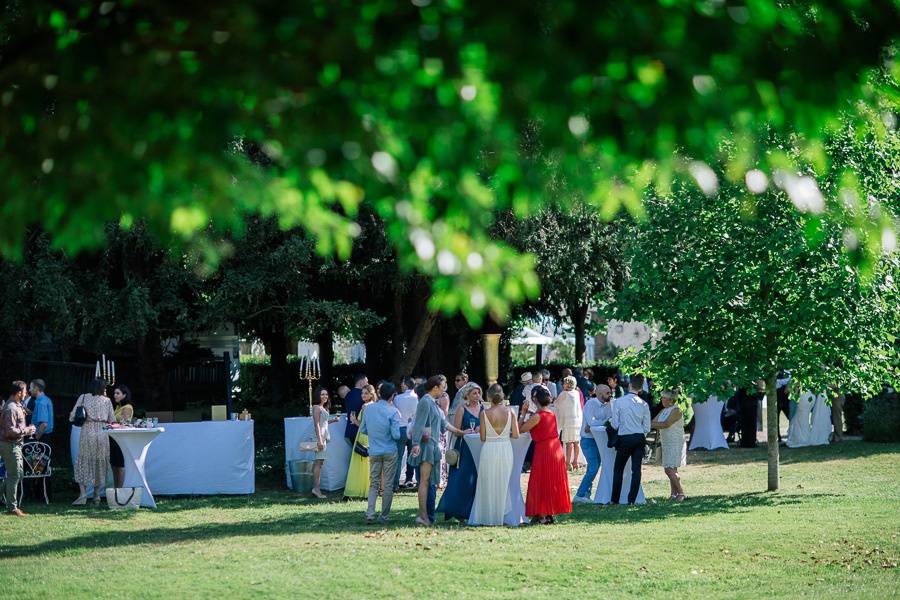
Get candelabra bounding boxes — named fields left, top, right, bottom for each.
left=95, top=354, right=116, bottom=389
left=300, top=355, right=320, bottom=416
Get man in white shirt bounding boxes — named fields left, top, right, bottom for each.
left=393, top=377, right=419, bottom=489
left=609, top=374, right=651, bottom=504
left=542, top=369, right=557, bottom=398
left=573, top=384, right=612, bottom=503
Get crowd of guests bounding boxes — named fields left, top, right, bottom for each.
left=306, top=368, right=689, bottom=527
left=0, top=376, right=133, bottom=515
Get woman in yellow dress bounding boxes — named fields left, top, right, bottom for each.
left=343, top=384, right=375, bottom=499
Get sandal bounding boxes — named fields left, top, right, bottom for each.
left=72, top=496, right=87, bottom=506
left=415, top=516, right=432, bottom=527
left=311, top=489, right=325, bottom=499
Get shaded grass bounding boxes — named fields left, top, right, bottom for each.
left=0, top=441, right=897, bottom=599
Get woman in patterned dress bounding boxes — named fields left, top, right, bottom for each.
left=69, top=378, right=115, bottom=506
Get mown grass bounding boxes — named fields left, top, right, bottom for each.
left=0, top=441, right=897, bottom=599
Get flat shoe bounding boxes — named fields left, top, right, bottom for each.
left=72, top=496, right=87, bottom=506
left=414, top=516, right=431, bottom=527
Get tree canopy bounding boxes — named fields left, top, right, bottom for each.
left=2, top=1, right=898, bottom=325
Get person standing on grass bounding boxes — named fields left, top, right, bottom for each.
left=392, top=376, right=419, bottom=490
left=361, top=383, right=401, bottom=524
left=311, top=387, right=340, bottom=499
left=1, top=381, right=36, bottom=516
left=573, top=383, right=612, bottom=503
left=408, top=375, right=472, bottom=526
left=448, top=372, right=469, bottom=419
left=521, top=387, right=571, bottom=524
left=554, top=376, right=583, bottom=471
left=651, top=389, right=687, bottom=501
left=609, top=374, right=651, bottom=505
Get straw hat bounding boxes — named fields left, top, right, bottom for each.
left=520, top=371, right=532, bottom=383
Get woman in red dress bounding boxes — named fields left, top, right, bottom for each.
left=521, top=387, right=572, bottom=524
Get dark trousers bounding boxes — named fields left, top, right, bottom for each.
left=611, top=433, right=645, bottom=504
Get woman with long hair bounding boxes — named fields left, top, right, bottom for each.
left=343, top=384, right=376, bottom=499
left=70, top=378, right=115, bottom=505
left=109, top=384, right=134, bottom=488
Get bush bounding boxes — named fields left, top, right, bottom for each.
left=861, top=392, right=900, bottom=442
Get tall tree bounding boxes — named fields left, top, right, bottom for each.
left=614, top=126, right=900, bottom=490
left=496, top=206, right=623, bottom=362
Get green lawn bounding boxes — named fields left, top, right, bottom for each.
left=1, top=441, right=898, bottom=599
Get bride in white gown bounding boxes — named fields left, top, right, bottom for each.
left=470, top=384, right=520, bottom=526
left=786, top=390, right=814, bottom=448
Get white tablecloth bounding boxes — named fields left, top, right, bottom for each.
left=689, top=396, right=728, bottom=450
left=284, top=416, right=351, bottom=491
left=72, top=421, right=255, bottom=495
left=464, top=432, right=531, bottom=527
left=108, top=428, right=163, bottom=507
left=591, top=427, right=646, bottom=504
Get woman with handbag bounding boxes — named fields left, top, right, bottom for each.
left=343, top=384, right=375, bottom=499
left=436, top=382, right=482, bottom=522
left=310, top=387, right=340, bottom=499
left=651, top=389, right=687, bottom=501
left=69, top=378, right=115, bottom=506
left=408, top=375, right=472, bottom=526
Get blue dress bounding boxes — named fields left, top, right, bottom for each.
left=437, top=407, right=481, bottom=521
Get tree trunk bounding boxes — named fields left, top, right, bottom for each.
left=535, top=344, right=543, bottom=367
left=391, top=310, right=439, bottom=382
left=765, top=371, right=780, bottom=491
left=573, top=304, right=589, bottom=363
left=264, top=325, right=290, bottom=407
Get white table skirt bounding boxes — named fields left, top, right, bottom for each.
left=284, top=416, right=351, bottom=491
left=689, top=397, right=728, bottom=450
left=107, top=428, right=163, bottom=507
left=464, top=432, right=531, bottom=527
left=591, top=428, right=646, bottom=504
left=72, top=421, right=255, bottom=496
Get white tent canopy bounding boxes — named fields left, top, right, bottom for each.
left=510, top=326, right=556, bottom=345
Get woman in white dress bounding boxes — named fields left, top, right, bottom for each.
left=786, top=388, right=814, bottom=448
left=808, top=392, right=832, bottom=446
left=554, top=376, right=583, bottom=471
left=470, top=384, right=520, bottom=526
left=651, top=390, right=687, bottom=501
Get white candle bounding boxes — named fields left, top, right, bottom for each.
left=101, top=354, right=106, bottom=377
left=110, top=361, right=115, bottom=379
left=300, top=356, right=306, bottom=378
left=315, top=357, right=320, bottom=378
left=95, top=360, right=100, bottom=377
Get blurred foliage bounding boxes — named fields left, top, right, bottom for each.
left=1, top=1, right=898, bottom=325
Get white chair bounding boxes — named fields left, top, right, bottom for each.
left=19, top=441, right=52, bottom=505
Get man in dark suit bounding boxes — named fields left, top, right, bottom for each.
left=344, top=374, right=368, bottom=445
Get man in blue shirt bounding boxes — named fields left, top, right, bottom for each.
left=28, top=379, right=53, bottom=443
left=360, top=382, right=401, bottom=524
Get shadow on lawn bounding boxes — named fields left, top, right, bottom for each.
left=562, top=491, right=842, bottom=526
left=686, top=440, right=899, bottom=469
left=2, top=491, right=843, bottom=559
left=0, top=503, right=427, bottom=560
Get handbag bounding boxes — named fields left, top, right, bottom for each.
left=105, top=487, right=142, bottom=510
left=299, top=440, right=319, bottom=452
left=444, top=447, right=460, bottom=467
left=605, top=420, right=619, bottom=448
left=353, top=440, right=369, bottom=458
left=72, top=395, right=87, bottom=427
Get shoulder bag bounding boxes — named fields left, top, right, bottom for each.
left=72, top=394, right=87, bottom=427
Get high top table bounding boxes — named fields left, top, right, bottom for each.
left=107, top=427, right=164, bottom=508
left=590, top=427, right=646, bottom=504
left=463, top=432, right=531, bottom=527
